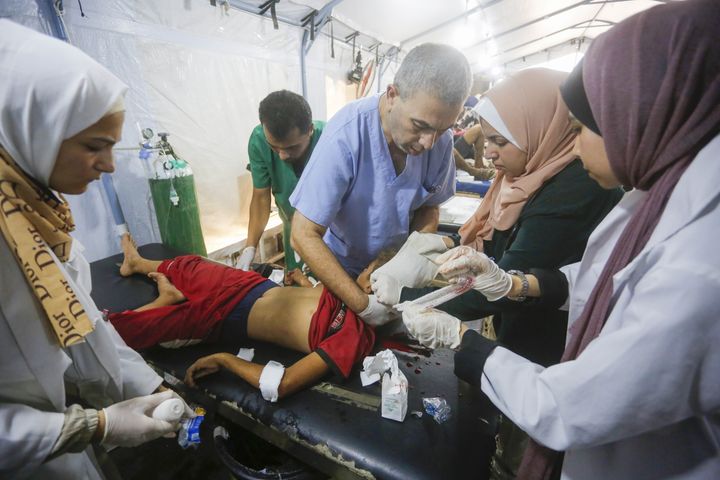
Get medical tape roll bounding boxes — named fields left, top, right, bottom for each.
left=259, top=360, right=285, bottom=402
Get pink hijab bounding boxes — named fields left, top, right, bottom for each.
left=519, top=0, right=720, bottom=478
left=459, top=68, right=576, bottom=250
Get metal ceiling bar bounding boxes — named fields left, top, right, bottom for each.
left=344, top=31, right=360, bottom=43
left=301, top=0, right=346, bottom=98
left=399, top=0, right=504, bottom=47
left=258, top=0, right=281, bottom=28
left=301, top=10, right=318, bottom=40
left=588, top=0, right=655, bottom=3
left=227, top=0, right=302, bottom=27
left=465, top=0, right=591, bottom=51
left=501, top=37, right=590, bottom=68
left=498, top=19, right=612, bottom=57
left=307, top=10, right=396, bottom=60
left=228, top=0, right=394, bottom=98
left=377, top=45, right=400, bottom=93
left=303, top=0, right=345, bottom=56
left=258, top=0, right=277, bottom=15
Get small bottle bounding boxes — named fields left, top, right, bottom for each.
left=151, top=398, right=185, bottom=422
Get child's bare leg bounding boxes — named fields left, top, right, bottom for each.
left=119, top=233, right=163, bottom=276
left=134, top=272, right=186, bottom=311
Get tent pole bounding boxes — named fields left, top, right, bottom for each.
left=300, top=0, right=345, bottom=99
left=42, top=0, right=70, bottom=41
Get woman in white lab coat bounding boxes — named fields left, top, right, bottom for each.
left=0, top=21, right=188, bottom=479
left=402, top=1, right=720, bottom=478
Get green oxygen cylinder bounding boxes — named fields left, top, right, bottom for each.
left=147, top=133, right=207, bottom=256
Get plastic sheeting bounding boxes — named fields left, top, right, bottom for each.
left=1, top=0, right=400, bottom=260
left=63, top=0, right=305, bottom=260
left=0, top=0, right=53, bottom=32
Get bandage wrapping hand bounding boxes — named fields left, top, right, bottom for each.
left=436, top=246, right=513, bottom=301
left=236, top=246, right=256, bottom=270
left=401, top=304, right=462, bottom=349
left=371, top=232, right=449, bottom=305
left=101, top=390, right=192, bottom=447
left=359, top=294, right=396, bottom=326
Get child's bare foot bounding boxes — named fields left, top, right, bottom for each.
left=149, top=272, right=186, bottom=304
left=119, top=233, right=141, bottom=277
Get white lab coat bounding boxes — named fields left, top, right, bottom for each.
left=481, top=134, right=720, bottom=479
left=0, top=21, right=161, bottom=479
left=0, top=237, right=162, bottom=479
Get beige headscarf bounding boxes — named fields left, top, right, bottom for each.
left=459, top=68, right=576, bottom=250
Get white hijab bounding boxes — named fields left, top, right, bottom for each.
left=0, top=19, right=127, bottom=186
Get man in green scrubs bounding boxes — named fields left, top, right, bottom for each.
left=236, top=90, right=324, bottom=275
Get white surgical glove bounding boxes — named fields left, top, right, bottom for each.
left=401, top=304, right=461, bottom=349
left=359, top=294, right=396, bottom=326
left=436, top=247, right=512, bottom=301
left=236, top=246, right=256, bottom=270
left=102, top=390, right=190, bottom=447
left=371, top=232, right=448, bottom=289
left=436, top=246, right=491, bottom=278
left=371, top=272, right=403, bottom=306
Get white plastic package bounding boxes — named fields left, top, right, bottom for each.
left=268, top=269, right=285, bottom=286
left=382, top=368, right=408, bottom=422
left=236, top=347, right=255, bottom=361
left=360, top=349, right=408, bottom=422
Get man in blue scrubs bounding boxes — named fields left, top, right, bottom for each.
left=290, top=43, right=472, bottom=325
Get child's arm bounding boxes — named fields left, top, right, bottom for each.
left=184, top=352, right=330, bottom=399
left=284, top=268, right=317, bottom=288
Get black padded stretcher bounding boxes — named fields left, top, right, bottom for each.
left=90, top=243, right=496, bottom=480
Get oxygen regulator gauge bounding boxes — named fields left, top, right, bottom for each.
left=141, top=128, right=154, bottom=141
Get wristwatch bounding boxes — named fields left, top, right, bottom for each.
left=507, top=270, right=529, bottom=302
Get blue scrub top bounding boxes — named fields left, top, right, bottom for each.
left=290, top=94, right=456, bottom=275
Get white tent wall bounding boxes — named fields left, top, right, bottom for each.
left=304, top=31, right=400, bottom=120
left=57, top=0, right=306, bottom=260
left=0, top=0, right=54, bottom=32
left=8, top=0, right=658, bottom=261
left=2, top=0, right=401, bottom=261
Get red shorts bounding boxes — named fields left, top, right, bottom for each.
left=308, top=288, right=376, bottom=378
left=109, top=256, right=267, bottom=349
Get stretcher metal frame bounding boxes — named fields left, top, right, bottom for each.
left=90, top=243, right=496, bottom=480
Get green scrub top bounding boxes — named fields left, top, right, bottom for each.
left=247, top=120, right=325, bottom=270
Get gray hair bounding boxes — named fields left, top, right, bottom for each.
left=394, top=43, right=472, bottom=106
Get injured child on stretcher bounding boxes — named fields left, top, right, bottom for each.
left=110, top=234, right=396, bottom=400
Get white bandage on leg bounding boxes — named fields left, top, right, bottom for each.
left=259, top=361, right=285, bottom=402
left=114, top=223, right=129, bottom=236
